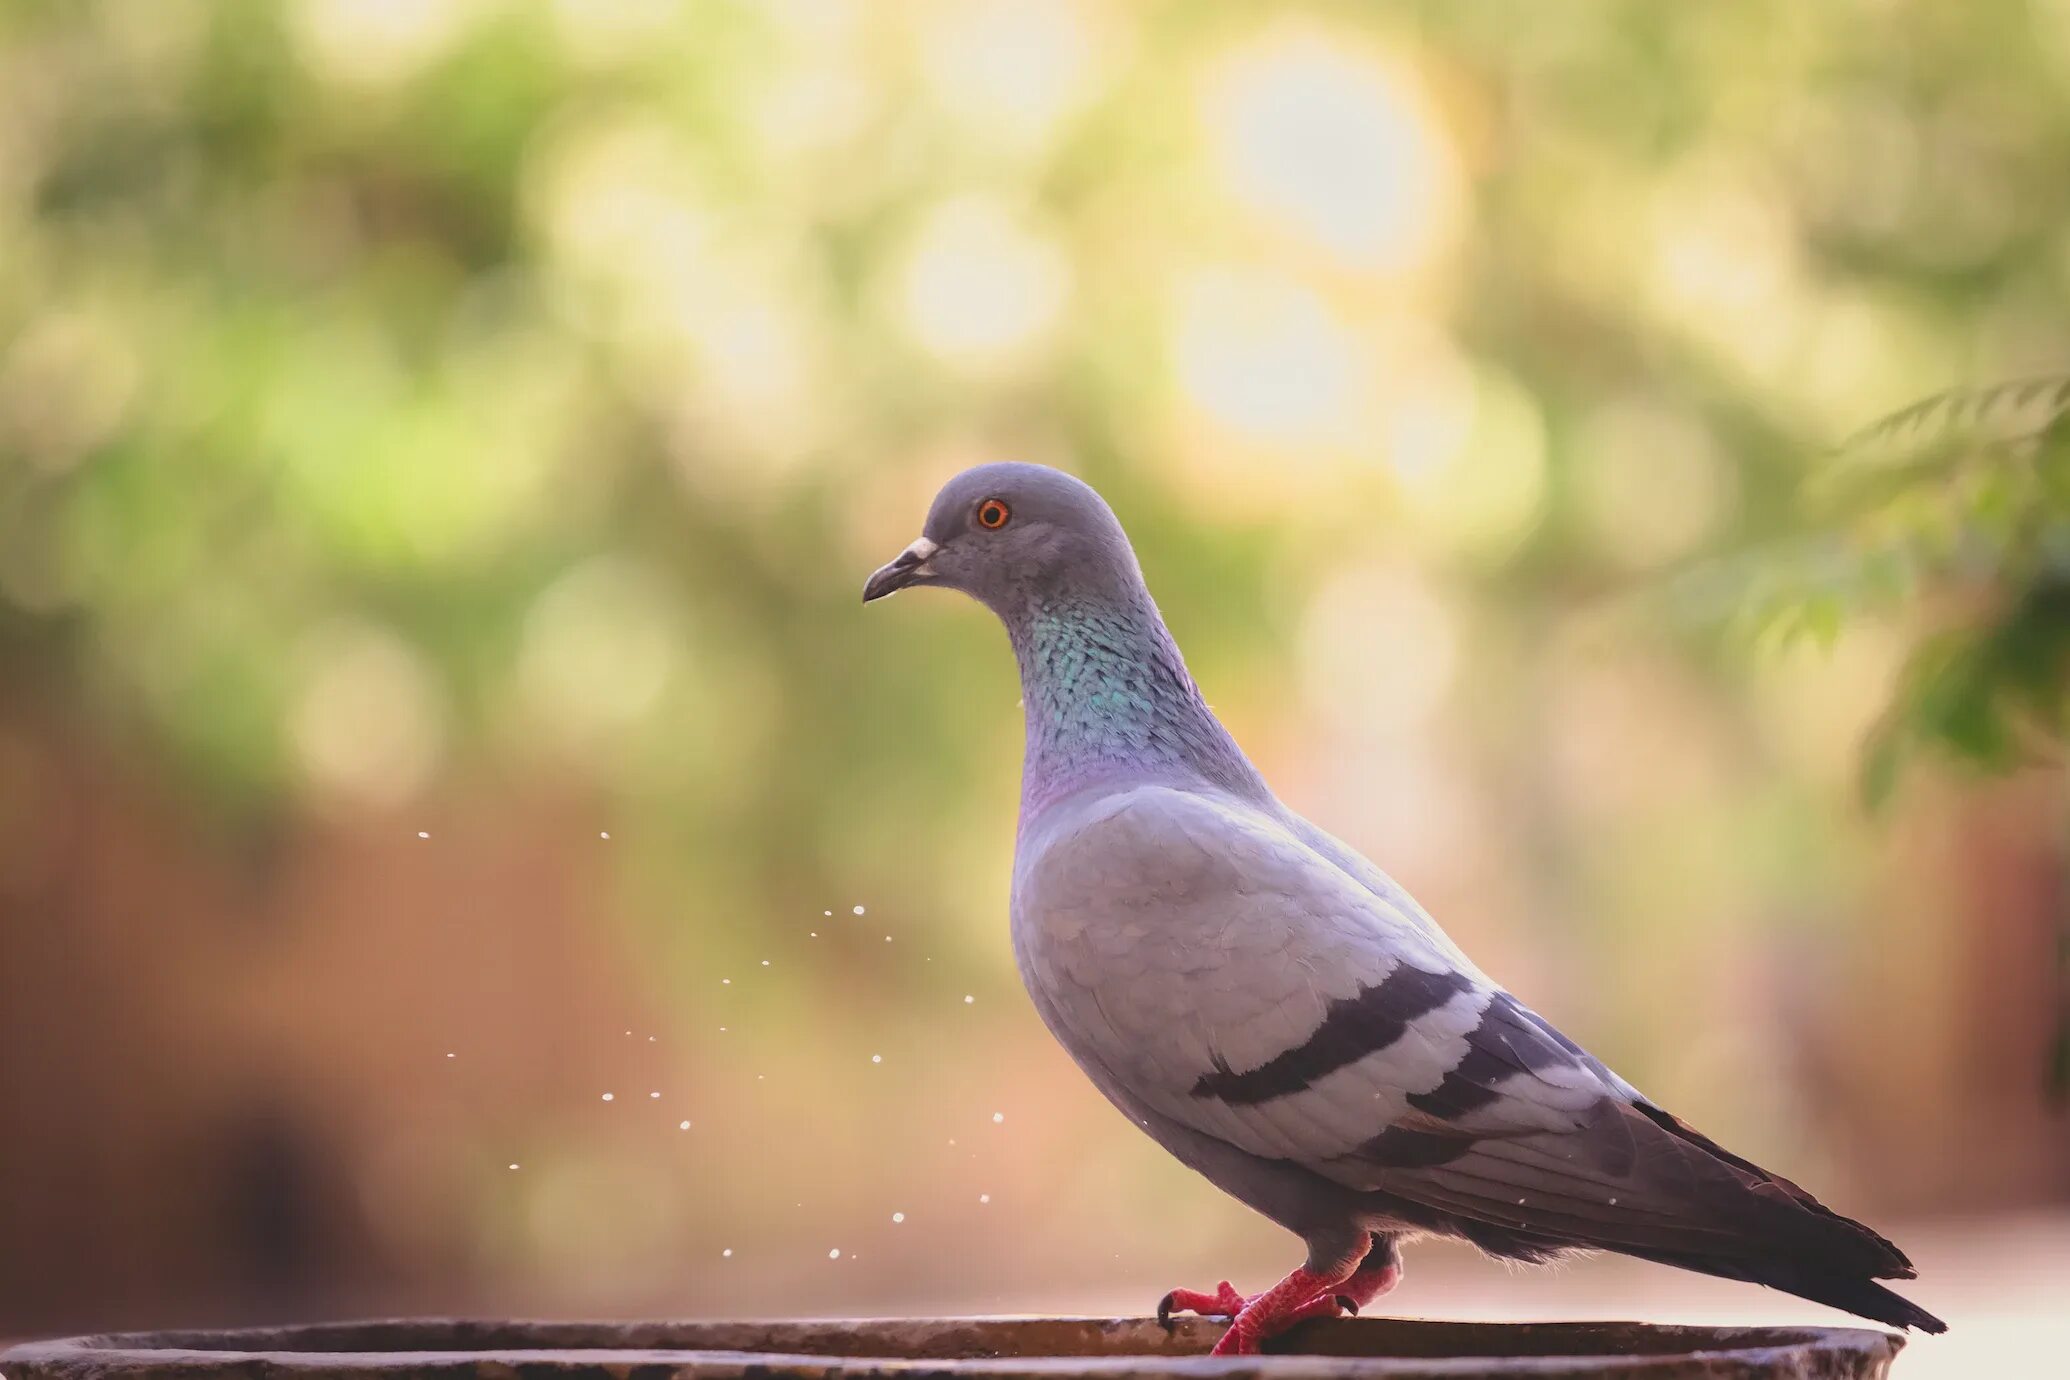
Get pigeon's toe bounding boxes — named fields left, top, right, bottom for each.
left=1157, top=1280, right=1247, bottom=1328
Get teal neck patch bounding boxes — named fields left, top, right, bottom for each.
left=1009, top=594, right=1262, bottom=811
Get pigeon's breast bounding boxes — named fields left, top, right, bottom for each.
left=1010, top=782, right=1276, bottom=970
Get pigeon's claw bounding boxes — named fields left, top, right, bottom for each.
left=1157, top=1280, right=1247, bottom=1328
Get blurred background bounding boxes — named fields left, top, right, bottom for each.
left=2, top=1, right=2068, bottom=1374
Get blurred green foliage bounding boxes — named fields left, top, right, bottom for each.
left=4, top=0, right=2070, bottom=1104
left=1669, top=375, right=2070, bottom=1098
left=1667, top=379, right=2070, bottom=805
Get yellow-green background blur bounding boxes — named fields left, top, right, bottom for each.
left=2, top=2, right=2067, bottom=1372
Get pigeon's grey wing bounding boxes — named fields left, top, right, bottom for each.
left=1015, top=784, right=1937, bottom=1333
left=1279, top=815, right=1488, bottom=992
left=1011, top=785, right=1609, bottom=1175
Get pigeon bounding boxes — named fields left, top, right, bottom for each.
left=863, top=462, right=1944, bottom=1353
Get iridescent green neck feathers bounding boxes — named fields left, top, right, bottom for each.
left=1007, top=590, right=1264, bottom=817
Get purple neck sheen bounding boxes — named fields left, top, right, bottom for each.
left=1005, top=585, right=1266, bottom=820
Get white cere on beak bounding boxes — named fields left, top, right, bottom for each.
left=863, top=534, right=945, bottom=603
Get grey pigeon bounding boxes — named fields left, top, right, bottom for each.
left=863, top=463, right=1944, bottom=1352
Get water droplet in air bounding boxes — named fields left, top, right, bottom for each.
left=963, top=995, right=974, bottom=1004
left=823, top=910, right=833, bottom=917
left=809, top=932, right=818, bottom=938
left=649, top=1091, right=660, bottom=1099
left=722, top=1248, right=733, bottom=1258
left=978, top=1193, right=991, bottom=1204
left=508, top=1163, right=520, bottom=1170
left=600, top=831, right=610, bottom=839
left=852, top=905, right=865, bottom=915
left=445, top=1053, right=455, bottom=1059
left=417, top=831, right=430, bottom=839
left=892, top=1212, right=905, bottom=1223
left=761, top=960, right=770, bottom=967
left=721, top=978, right=731, bottom=985
left=991, top=1112, right=1004, bottom=1124
left=679, top=1120, right=691, bottom=1131
left=884, top=935, right=893, bottom=942
left=871, top=1054, right=882, bottom=1064
left=601, top=1093, right=615, bottom=1102
left=828, top=1248, right=841, bottom=1260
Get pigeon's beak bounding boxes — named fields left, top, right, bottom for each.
left=863, top=537, right=940, bottom=603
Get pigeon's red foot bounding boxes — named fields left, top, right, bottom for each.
left=1155, top=1264, right=1359, bottom=1356
left=1211, top=1266, right=1354, bottom=1355
left=1159, top=1245, right=1402, bottom=1355
left=1160, top=1278, right=1348, bottom=1349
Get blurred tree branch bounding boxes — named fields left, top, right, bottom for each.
left=1659, top=375, right=2070, bottom=1098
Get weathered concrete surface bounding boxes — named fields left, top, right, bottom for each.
left=0, top=1316, right=1902, bottom=1380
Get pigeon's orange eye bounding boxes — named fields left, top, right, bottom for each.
left=977, top=498, right=1011, bottom=530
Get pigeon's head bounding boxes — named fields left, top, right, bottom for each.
left=862, top=462, right=1139, bottom=616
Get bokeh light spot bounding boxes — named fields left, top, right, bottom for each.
left=896, top=196, right=1070, bottom=369
left=1202, top=27, right=1462, bottom=276
left=290, top=621, right=447, bottom=808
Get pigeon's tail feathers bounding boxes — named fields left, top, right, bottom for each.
left=1625, top=1244, right=1947, bottom=1334
left=1626, top=1101, right=1914, bottom=1275
left=1369, top=1097, right=1945, bottom=1332
left=1623, top=1101, right=1946, bottom=1334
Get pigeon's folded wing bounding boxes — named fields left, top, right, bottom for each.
left=1014, top=784, right=1615, bottom=1178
